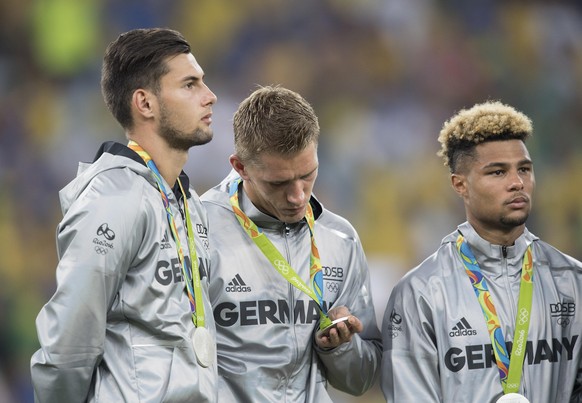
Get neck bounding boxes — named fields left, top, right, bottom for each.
left=469, top=220, right=525, bottom=246
left=129, top=134, right=188, bottom=186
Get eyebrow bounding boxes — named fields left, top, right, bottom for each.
left=302, top=166, right=318, bottom=178
left=181, top=75, right=202, bottom=84
left=482, top=158, right=533, bottom=170
left=269, top=166, right=319, bottom=184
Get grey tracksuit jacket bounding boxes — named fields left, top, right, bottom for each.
left=31, top=141, right=217, bottom=402
left=201, top=170, right=382, bottom=402
left=382, top=221, right=582, bottom=403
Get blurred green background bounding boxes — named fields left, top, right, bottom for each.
left=2, top=0, right=582, bottom=401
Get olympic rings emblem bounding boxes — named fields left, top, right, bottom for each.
left=273, top=259, right=289, bottom=275
left=557, top=317, right=570, bottom=327
left=326, top=282, right=339, bottom=293
left=95, top=246, right=108, bottom=255
left=518, top=308, right=529, bottom=326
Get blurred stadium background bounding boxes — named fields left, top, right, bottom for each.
left=2, top=0, right=582, bottom=401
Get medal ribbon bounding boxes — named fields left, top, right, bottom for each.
left=128, top=141, right=205, bottom=328
left=456, top=235, right=533, bottom=394
left=228, top=177, right=332, bottom=330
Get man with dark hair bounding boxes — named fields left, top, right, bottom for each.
left=31, top=28, right=218, bottom=402
left=381, top=101, right=582, bottom=402
left=202, top=86, right=382, bottom=402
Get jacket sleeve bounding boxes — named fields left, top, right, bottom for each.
left=30, top=182, right=144, bottom=403
left=315, top=239, right=382, bottom=396
left=571, top=366, right=582, bottom=402
left=381, top=274, right=441, bottom=402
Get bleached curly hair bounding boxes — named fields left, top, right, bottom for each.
left=437, top=101, right=533, bottom=173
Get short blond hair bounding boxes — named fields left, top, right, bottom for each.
left=437, top=101, right=533, bottom=172
left=233, top=85, right=319, bottom=165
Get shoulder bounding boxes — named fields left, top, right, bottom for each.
left=534, top=239, right=582, bottom=271
left=200, top=176, right=232, bottom=213
left=81, top=168, right=151, bottom=209
left=393, top=239, right=459, bottom=295
left=61, top=167, right=155, bottom=235
left=315, top=206, right=360, bottom=243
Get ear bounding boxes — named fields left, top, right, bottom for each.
left=132, top=89, right=156, bottom=119
left=451, top=173, right=467, bottom=198
left=229, top=154, right=249, bottom=180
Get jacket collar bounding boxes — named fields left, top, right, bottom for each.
left=455, top=221, right=537, bottom=276
left=94, top=141, right=191, bottom=199
left=234, top=179, right=323, bottom=231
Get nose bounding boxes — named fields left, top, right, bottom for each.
left=508, top=171, right=524, bottom=191
left=203, top=84, right=217, bottom=106
left=287, top=182, right=306, bottom=206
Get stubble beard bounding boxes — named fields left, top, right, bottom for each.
left=499, top=212, right=529, bottom=228
left=158, top=105, right=213, bottom=151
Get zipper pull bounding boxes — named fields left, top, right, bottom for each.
left=178, top=199, right=186, bottom=221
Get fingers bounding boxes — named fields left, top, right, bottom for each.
left=315, top=315, right=363, bottom=349
left=344, top=315, right=363, bottom=334
left=327, top=306, right=351, bottom=320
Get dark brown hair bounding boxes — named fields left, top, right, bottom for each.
left=101, top=28, right=191, bottom=129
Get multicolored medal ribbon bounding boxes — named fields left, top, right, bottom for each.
left=128, top=141, right=205, bottom=328
left=456, top=235, right=533, bottom=395
left=228, top=177, right=332, bottom=330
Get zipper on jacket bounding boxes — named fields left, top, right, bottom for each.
left=178, top=199, right=186, bottom=222
left=282, top=223, right=301, bottom=387
left=502, top=245, right=508, bottom=259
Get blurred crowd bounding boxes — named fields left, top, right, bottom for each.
left=1, top=0, right=582, bottom=402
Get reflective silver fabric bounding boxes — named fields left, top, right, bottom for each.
left=382, top=221, right=582, bottom=403
left=31, top=142, right=218, bottom=402
left=202, top=170, right=382, bottom=402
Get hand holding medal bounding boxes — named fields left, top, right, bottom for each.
left=315, top=307, right=363, bottom=349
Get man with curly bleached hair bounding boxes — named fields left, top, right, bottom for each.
left=437, top=101, right=533, bottom=173
left=381, top=101, right=582, bottom=403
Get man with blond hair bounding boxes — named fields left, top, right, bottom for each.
left=381, top=101, right=582, bottom=402
left=202, top=85, right=382, bottom=402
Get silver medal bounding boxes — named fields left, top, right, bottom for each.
left=191, top=327, right=215, bottom=368
left=496, top=393, right=530, bottom=403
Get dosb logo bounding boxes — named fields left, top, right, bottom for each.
left=323, top=266, right=344, bottom=278
left=550, top=302, right=576, bottom=317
